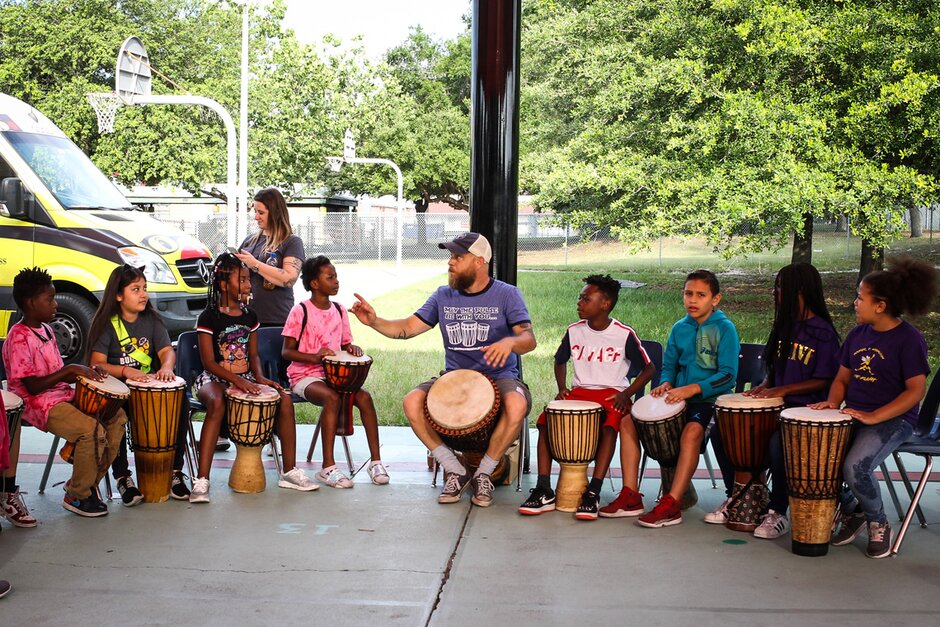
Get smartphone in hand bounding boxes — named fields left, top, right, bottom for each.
left=227, top=246, right=239, bottom=255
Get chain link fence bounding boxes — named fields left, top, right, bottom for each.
left=156, top=205, right=940, bottom=272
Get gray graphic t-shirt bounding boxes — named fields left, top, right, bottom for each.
left=415, top=279, right=531, bottom=379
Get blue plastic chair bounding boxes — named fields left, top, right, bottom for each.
left=886, top=370, right=940, bottom=555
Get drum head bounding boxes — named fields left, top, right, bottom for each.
left=225, top=384, right=280, bottom=402
left=323, top=351, right=373, bottom=364
left=426, top=370, right=497, bottom=431
left=80, top=374, right=130, bottom=397
left=780, top=407, right=850, bottom=423
left=715, top=393, right=784, bottom=410
left=127, top=376, right=186, bottom=390
left=631, top=394, right=685, bottom=422
left=546, top=400, right=602, bottom=412
left=1, top=389, right=23, bottom=410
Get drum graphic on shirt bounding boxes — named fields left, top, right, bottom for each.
left=445, top=321, right=492, bottom=348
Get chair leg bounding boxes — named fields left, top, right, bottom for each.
left=638, top=451, right=647, bottom=490
left=39, top=435, right=61, bottom=494
left=881, top=461, right=905, bottom=522
left=517, top=422, right=527, bottom=492
left=187, top=419, right=201, bottom=486
left=103, top=475, right=113, bottom=501
left=341, top=435, right=354, bottom=475
left=894, top=452, right=927, bottom=526
left=523, top=422, right=531, bottom=474
left=892, top=455, right=933, bottom=555
left=431, top=458, right=439, bottom=487
left=702, top=446, right=718, bottom=489
left=306, top=420, right=322, bottom=464
left=271, top=435, right=283, bottom=476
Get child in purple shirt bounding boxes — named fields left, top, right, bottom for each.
left=812, top=256, right=936, bottom=558
left=744, top=263, right=840, bottom=540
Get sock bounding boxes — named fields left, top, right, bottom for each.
left=474, top=454, right=498, bottom=477
left=588, top=477, right=604, bottom=495
left=431, top=445, right=466, bottom=476
left=536, top=474, right=552, bottom=493
left=3, top=476, right=15, bottom=493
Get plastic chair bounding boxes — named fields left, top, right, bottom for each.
left=255, top=326, right=356, bottom=474
left=735, top=342, right=767, bottom=392
left=886, top=370, right=940, bottom=555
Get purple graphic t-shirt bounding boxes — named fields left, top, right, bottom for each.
left=770, top=317, right=841, bottom=406
left=840, top=321, right=930, bottom=425
left=415, top=279, right=531, bottom=379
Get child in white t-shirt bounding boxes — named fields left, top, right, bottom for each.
left=282, top=256, right=388, bottom=488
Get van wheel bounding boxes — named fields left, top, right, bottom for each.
left=50, top=293, right=97, bottom=365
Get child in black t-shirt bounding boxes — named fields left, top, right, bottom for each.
left=189, top=253, right=316, bottom=503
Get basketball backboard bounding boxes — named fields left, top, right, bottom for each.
left=116, top=36, right=152, bottom=104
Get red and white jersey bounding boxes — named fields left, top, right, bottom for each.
left=555, top=318, right=651, bottom=391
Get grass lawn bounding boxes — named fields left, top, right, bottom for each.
left=300, top=245, right=940, bottom=426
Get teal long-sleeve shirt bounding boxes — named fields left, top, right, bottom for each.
left=660, top=309, right=740, bottom=403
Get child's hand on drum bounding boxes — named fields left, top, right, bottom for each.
left=608, top=390, right=633, bottom=414
left=70, top=364, right=105, bottom=382
left=743, top=385, right=766, bottom=397
left=650, top=382, right=672, bottom=398
left=839, top=407, right=877, bottom=424
left=235, top=377, right=261, bottom=395
left=808, top=400, right=839, bottom=410
left=154, top=367, right=176, bottom=382
left=345, top=344, right=363, bottom=357
left=313, top=347, right=336, bottom=363
left=554, top=387, right=571, bottom=400
left=664, top=384, right=699, bottom=404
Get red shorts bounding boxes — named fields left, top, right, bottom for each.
left=536, top=387, right=624, bottom=431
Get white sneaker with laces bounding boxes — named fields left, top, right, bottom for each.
left=316, top=466, right=354, bottom=489
left=278, top=467, right=320, bottom=491
left=189, top=477, right=211, bottom=503
left=754, top=509, right=790, bottom=539
left=369, top=461, right=390, bottom=485
left=703, top=497, right=731, bottom=524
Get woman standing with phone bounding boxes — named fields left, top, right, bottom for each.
left=233, top=187, right=305, bottom=327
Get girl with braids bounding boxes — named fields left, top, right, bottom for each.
left=813, top=256, right=938, bottom=558
left=233, top=187, right=304, bottom=327
left=87, top=264, right=192, bottom=504
left=189, top=253, right=317, bottom=503
left=743, top=263, right=840, bottom=540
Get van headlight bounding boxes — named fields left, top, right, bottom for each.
left=118, top=247, right=178, bottom=285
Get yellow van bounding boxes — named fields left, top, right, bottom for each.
left=0, top=92, right=210, bottom=363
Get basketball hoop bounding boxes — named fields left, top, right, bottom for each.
left=326, top=156, right=344, bottom=173
left=87, top=92, right=122, bottom=134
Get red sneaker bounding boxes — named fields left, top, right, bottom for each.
left=637, top=494, right=682, bottom=528
left=599, top=487, right=644, bottom=518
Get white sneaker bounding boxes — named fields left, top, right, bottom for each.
left=369, top=461, right=390, bottom=485
left=316, top=466, right=354, bottom=489
left=278, top=467, right=320, bottom=492
left=754, top=509, right=790, bottom=539
left=189, top=477, right=210, bottom=504
left=703, top=497, right=731, bottom=524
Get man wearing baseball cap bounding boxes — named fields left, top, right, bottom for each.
left=351, top=232, right=536, bottom=507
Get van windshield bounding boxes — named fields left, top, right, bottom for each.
left=3, top=131, right=132, bottom=210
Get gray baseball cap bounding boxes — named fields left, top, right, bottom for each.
left=438, top=231, right=492, bottom=262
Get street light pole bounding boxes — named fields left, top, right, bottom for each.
left=327, top=133, right=404, bottom=272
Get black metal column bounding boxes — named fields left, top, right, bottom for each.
left=469, top=0, right=521, bottom=285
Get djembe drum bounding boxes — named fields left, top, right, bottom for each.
left=780, top=407, right=853, bottom=557
left=631, top=395, right=697, bottom=508
left=714, top=393, right=784, bottom=531
left=127, top=377, right=185, bottom=503
left=3, top=389, right=24, bottom=453
left=545, top=400, right=603, bottom=512
left=60, top=375, right=130, bottom=464
left=425, top=370, right=503, bottom=472
left=226, top=385, right=279, bottom=493
left=322, top=352, right=373, bottom=436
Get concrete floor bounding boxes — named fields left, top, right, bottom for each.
left=2, top=424, right=940, bottom=626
